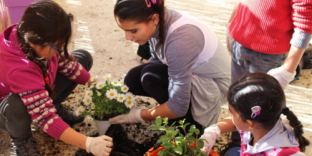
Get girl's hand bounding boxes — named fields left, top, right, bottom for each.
left=199, top=124, right=221, bottom=155
left=86, top=136, right=113, bottom=156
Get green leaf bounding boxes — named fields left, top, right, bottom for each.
left=175, top=136, right=183, bottom=143
left=189, top=125, right=196, bottom=133
left=195, top=129, right=200, bottom=135
left=179, top=119, right=185, bottom=125
left=163, top=117, right=168, bottom=124
left=158, top=150, right=164, bottom=156
left=159, top=135, right=170, bottom=142
left=163, top=142, right=173, bottom=149
left=150, top=125, right=161, bottom=130
left=183, top=123, right=190, bottom=129
left=173, top=146, right=183, bottom=155
left=198, top=139, right=205, bottom=149
left=170, top=121, right=176, bottom=127
left=159, top=126, right=166, bottom=131
left=156, top=116, right=162, bottom=125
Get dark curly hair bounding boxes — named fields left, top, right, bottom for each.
left=17, top=0, right=74, bottom=98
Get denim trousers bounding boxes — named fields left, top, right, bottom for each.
left=231, top=40, right=287, bottom=83
left=0, top=49, right=92, bottom=142
left=224, top=147, right=241, bottom=156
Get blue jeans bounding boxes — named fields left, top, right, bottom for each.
left=231, top=40, right=287, bottom=83
left=225, top=147, right=241, bottom=156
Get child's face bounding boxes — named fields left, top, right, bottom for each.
left=115, top=15, right=158, bottom=46
left=228, top=105, right=250, bottom=131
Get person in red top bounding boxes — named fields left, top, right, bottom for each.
left=227, top=0, right=312, bottom=153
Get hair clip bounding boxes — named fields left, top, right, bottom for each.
left=251, top=106, right=261, bottom=118
left=145, top=0, right=157, bottom=8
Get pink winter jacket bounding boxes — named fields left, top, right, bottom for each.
left=0, top=25, right=90, bottom=139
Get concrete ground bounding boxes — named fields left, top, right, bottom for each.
left=0, top=0, right=311, bottom=155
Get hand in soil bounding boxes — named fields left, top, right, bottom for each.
left=86, top=135, right=113, bottom=156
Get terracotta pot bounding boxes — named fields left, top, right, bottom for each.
left=145, top=145, right=219, bottom=156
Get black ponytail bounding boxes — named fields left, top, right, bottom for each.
left=282, top=107, right=310, bottom=152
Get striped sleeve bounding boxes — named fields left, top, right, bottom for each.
left=8, top=67, right=69, bottom=139
left=57, top=53, right=90, bottom=85
left=19, top=90, right=69, bottom=139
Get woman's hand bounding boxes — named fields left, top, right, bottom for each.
left=109, top=108, right=144, bottom=124
left=86, top=136, right=113, bottom=156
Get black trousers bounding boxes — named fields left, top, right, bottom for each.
left=0, top=49, right=92, bottom=142
left=125, top=63, right=204, bottom=135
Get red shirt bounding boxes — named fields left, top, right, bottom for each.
left=230, top=0, right=312, bottom=54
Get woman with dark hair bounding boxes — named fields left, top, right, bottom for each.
left=109, top=0, right=231, bottom=134
left=0, top=1, right=112, bottom=155
left=200, top=73, right=310, bottom=156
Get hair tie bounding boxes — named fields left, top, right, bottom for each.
left=282, top=107, right=290, bottom=116
left=44, top=76, right=49, bottom=84
left=251, top=106, right=261, bottom=118
left=145, top=0, right=157, bottom=8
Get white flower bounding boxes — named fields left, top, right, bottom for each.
left=76, top=96, right=83, bottom=104
left=106, top=89, right=117, bottom=100
left=91, top=76, right=97, bottom=82
left=121, top=85, right=129, bottom=93
left=104, top=74, right=111, bottom=81
left=76, top=106, right=85, bottom=116
left=125, top=100, right=134, bottom=108
left=117, top=94, right=126, bottom=102
left=125, top=92, right=135, bottom=101
left=97, top=91, right=102, bottom=96
left=95, top=82, right=105, bottom=89
left=111, top=80, right=119, bottom=86
left=91, top=103, right=96, bottom=109
left=83, top=96, right=92, bottom=106
left=85, top=90, right=93, bottom=97
left=118, top=80, right=124, bottom=86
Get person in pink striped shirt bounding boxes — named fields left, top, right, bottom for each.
left=200, top=73, right=310, bottom=156
left=0, top=1, right=112, bottom=156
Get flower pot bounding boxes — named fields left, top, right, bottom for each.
left=95, top=120, right=111, bottom=135
left=144, top=146, right=219, bottom=156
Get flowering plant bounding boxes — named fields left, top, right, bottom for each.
left=76, top=74, right=134, bottom=120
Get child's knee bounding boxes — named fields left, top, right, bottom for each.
left=72, top=49, right=93, bottom=71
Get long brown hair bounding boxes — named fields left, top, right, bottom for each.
left=17, top=0, right=74, bottom=98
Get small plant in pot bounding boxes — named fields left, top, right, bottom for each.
left=146, top=116, right=208, bottom=156
left=76, top=74, right=135, bottom=135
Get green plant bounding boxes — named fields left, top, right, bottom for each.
left=150, top=116, right=207, bottom=156
left=76, top=74, right=134, bottom=120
